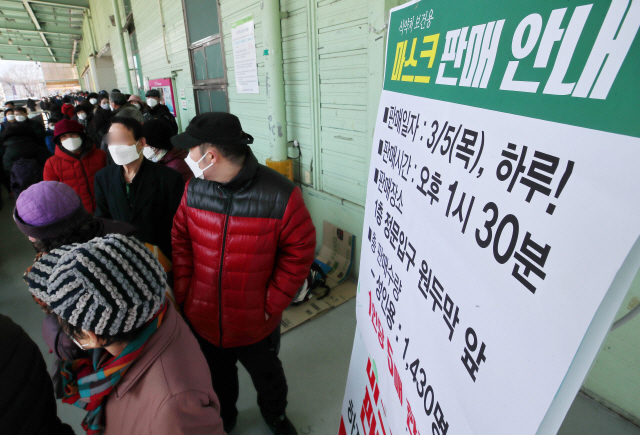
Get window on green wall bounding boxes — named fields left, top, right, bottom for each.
left=183, top=0, right=219, bottom=45
left=181, top=0, right=228, bottom=114
left=196, top=89, right=229, bottom=113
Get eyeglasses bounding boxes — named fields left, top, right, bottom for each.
left=72, top=337, right=86, bottom=350
left=61, top=326, right=87, bottom=349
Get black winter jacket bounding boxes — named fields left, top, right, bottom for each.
left=1, top=123, right=51, bottom=174
left=0, top=314, right=75, bottom=435
left=143, top=104, right=178, bottom=135
left=94, top=157, right=184, bottom=259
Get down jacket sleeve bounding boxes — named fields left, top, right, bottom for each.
left=265, top=186, right=316, bottom=316
left=171, top=182, right=193, bottom=306
left=42, top=157, right=60, bottom=182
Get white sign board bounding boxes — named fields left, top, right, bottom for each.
left=231, top=15, right=259, bottom=94
left=340, top=1, right=640, bottom=434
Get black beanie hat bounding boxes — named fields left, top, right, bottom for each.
left=142, top=119, right=174, bottom=151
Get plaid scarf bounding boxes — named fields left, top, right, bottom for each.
left=60, top=301, right=168, bottom=435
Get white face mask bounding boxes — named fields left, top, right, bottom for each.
left=109, top=141, right=142, bottom=165
left=16, top=115, right=27, bottom=122
left=185, top=150, right=213, bottom=179
left=77, top=113, right=87, bottom=120
left=6, top=114, right=15, bottom=121
left=89, top=98, right=98, bottom=105
left=142, top=146, right=155, bottom=159
left=146, top=98, right=158, bottom=108
left=61, top=136, right=83, bottom=152
left=101, top=103, right=110, bottom=110
left=132, top=103, right=141, bottom=109
left=143, top=146, right=168, bottom=163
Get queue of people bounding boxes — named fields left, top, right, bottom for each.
left=1, top=99, right=317, bottom=435
left=0, top=89, right=179, bottom=205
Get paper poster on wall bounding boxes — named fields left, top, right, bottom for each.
left=148, top=78, right=176, bottom=117
left=340, top=1, right=640, bottom=435
left=231, top=15, right=260, bottom=94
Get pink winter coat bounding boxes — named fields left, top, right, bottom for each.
left=102, top=303, right=225, bottom=435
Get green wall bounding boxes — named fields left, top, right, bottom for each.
left=76, top=0, right=199, bottom=129
left=583, top=269, right=640, bottom=426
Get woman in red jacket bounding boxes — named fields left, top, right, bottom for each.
left=43, top=119, right=107, bottom=213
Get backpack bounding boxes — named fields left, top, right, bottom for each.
left=10, top=158, right=43, bottom=197
left=291, top=260, right=332, bottom=306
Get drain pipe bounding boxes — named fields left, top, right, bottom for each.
left=70, top=39, right=78, bottom=67
left=171, top=69, right=183, bottom=132
left=262, top=0, right=292, bottom=181
left=110, top=0, right=134, bottom=94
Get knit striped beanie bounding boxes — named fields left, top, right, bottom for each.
left=27, top=234, right=166, bottom=336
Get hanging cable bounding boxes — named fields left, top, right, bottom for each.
left=288, top=140, right=302, bottom=189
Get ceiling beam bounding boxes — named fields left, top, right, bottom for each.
left=0, top=5, right=84, bottom=18
left=27, top=0, right=89, bottom=10
left=0, top=46, right=74, bottom=55
left=0, top=53, right=57, bottom=62
left=0, top=21, right=83, bottom=36
left=0, top=5, right=33, bottom=13
left=35, top=17, right=84, bottom=26
left=0, top=41, right=74, bottom=50
left=0, top=10, right=85, bottom=24
left=30, top=9, right=85, bottom=16
left=20, top=0, right=57, bottom=62
left=0, top=44, right=67, bottom=51
left=70, top=37, right=76, bottom=66
left=0, top=50, right=76, bottom=60
left=0, top=0, right=86, bottom=63
left=32, top=16, right=84, bottom=23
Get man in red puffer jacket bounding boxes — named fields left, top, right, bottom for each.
left=171, top=113, right=316, bottom=435
left=43, top=119, right=106, bottom=213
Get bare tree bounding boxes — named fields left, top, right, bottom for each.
left=0, top=63, right=44, bottom=98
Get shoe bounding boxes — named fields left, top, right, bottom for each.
left=267, top=415, right=297, bottom=435
left=223, top=417, right=237, bottom=433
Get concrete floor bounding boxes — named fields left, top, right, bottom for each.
left=1, top=190, right=639, bottom=435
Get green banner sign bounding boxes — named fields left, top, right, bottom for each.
left=384, top=0, right=639, bottom=137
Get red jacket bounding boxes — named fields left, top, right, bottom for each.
left=43, top=143, right=107, bottom=213
left=159, top=148, right=193, bottom=183
left=61, top=103, right=75, bottom=118
left=171, top=149, right=316, bottom=348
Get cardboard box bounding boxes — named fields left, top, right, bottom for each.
left=314, top=221, right=355, bottom=288
left=281, top=279, right=357, bottom=334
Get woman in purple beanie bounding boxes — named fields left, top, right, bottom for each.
left=14, top=180, right=136, bottom=253
left=13, top=180, right=138, bottom=398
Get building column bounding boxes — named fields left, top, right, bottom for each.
left=262, top=0, right=293, bottom=180
left=110, top=0, right=133, bottom=94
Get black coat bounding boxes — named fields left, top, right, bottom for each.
left=1, top=124, right=51, bottom=174
left=143, top=104, right=178, bottom=135
left=94, top=157, right=184, bottom=258
left=0, top=314, right=75, bottom=435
